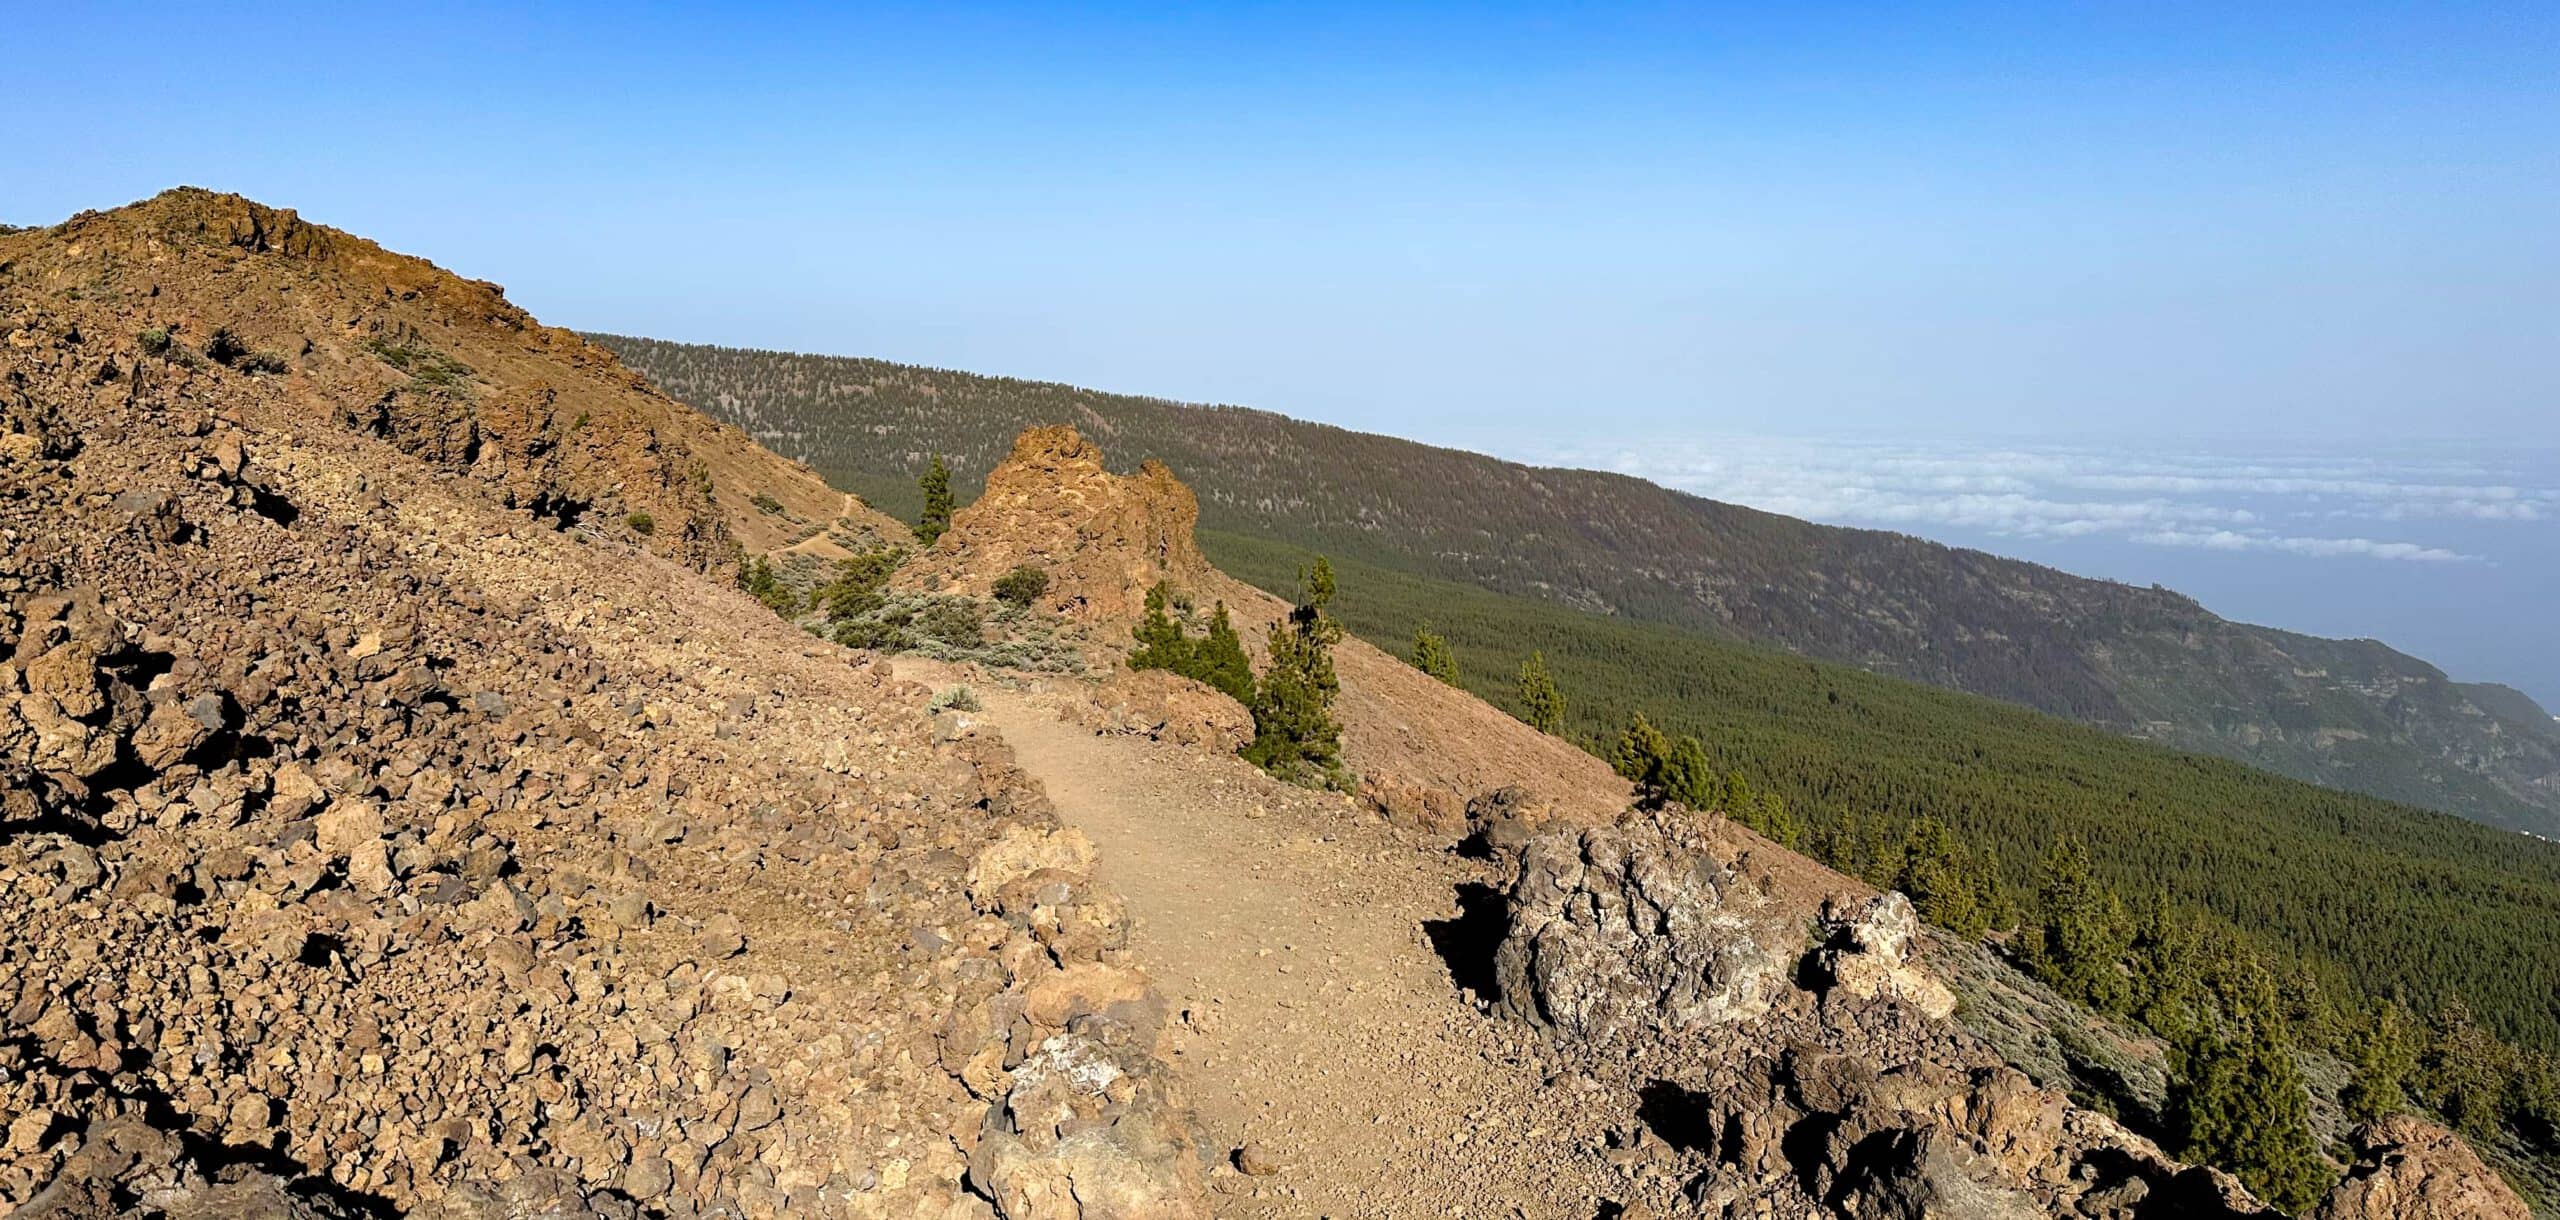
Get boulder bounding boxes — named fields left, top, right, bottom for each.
left=1492, top=813, right=1798, bottom=1040
left=1811, top=893, right=1957, bottom=1021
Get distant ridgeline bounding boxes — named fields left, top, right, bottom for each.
left=593, top=334, right=2560, bottom=842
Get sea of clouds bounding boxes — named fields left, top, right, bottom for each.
left=1547, top=438, right=2555, bottom=565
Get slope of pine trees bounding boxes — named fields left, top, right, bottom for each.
left=1202, top=530, right=2560, bottom=1060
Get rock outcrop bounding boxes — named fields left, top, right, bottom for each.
left=0, top=193, right=1202, bottom=1219
left=1484, top=810, right=2272, bottom=1219
left=2311, top=1116, right=2531, bottom=1220
left=899, top=426, right=1207, bottom=621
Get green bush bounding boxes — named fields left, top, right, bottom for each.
left=363, top=335, right=469, bottom=386
left=751, top=492, right=785, bottom=515
left=137, top=326, right=172, bottom=356
left=625, top=511, right=656, bottom=536
left=916, top=598, right=984, bottom=647
left=993, top=564, right=1050, bottom=608
left=1128, top=582, right=1254, bottom=705
left=736, top=555, right=798, bottom=617
left=930, top=685, right=982, bottom=713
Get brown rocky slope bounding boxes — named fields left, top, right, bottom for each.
left=1, top=194, right=1198, bottom=1218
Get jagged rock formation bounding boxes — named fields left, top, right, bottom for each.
left=897, top=426, right=1206, bottom=621
left=0, top=194, right=1201, bottom=1219
left=2311, top=1117, right=2531, bottom=1220
left=1482, top=811, right=2260, bottom=1218
left=891, top=423, right=1630, bottom=827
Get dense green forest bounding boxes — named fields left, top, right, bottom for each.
left=593, top=333, right=2560, bottom=839
left=1202, top=530, right=2560, bottom=1057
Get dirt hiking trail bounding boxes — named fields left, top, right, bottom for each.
left=970, top=685, right=1639, bottom=1220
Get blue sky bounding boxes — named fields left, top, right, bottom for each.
left=9, top=2, right=2553, bottom=444
left=9, top=2, right=2555, bottom=693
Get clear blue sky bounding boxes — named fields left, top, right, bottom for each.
left=8, top=2, right=2556, bottom=445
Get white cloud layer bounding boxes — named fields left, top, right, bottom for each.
left=1542, top=437, right=2558, bottom=564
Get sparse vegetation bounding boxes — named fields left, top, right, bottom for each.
left=930, top=685, right=982, bottom=713
left=364, top=335, right=470, bottom=387
left=137, top=326, right=171, bottom=356
left=751, top=491, right=785, bottom=515
left=625, top=511, right=656, bottom=536
left=992, top=563, right=1050, bottom=608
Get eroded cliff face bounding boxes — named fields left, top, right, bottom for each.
left=0, top=196, right=1202, bottom=1219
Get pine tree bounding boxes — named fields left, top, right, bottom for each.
left=1896, top=817, right=1994, bottom=938
left=2341, top=1000, right=2419, bottom=1126
left=1243, top=559, right=1347, bottom=788
left=2167, top=961, right=2330, bottom=1213
left=1660, top=735, right=1716, bottom=809
left=818, top=545, right=903, bottom=622
left=2420, top=998, right=2520, bottom=1143
left=1517, top=651, right=1566, bottom=734
left=1610, top=712, right=1672, bottom=798
left=2030, top=838, right=2134, bottom=1014
left=915, top=454, right=955, bottom=544
left=1410, top=624, right=1460, bottom=685
left=1196, top=601, right=1255, bottom=705
left=1129, top=581, right=1191, bottom=671
left=1749, top=790, right=1807, bottom=850
left=736, top=555, right=797, bottom=617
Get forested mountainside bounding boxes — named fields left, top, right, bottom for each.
left=594, top=335, right=2560, bottom=838
left=1201, top=531, right=2560, bottom=1057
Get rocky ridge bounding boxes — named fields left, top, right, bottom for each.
left=0, top=194, right=1202, bottom=1218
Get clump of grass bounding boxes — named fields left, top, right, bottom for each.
left=930, top=685, right=982, bottom=713
left=364, top=335, right=470, bottom=386
left=137, top=326, right=172, bottom=356
left=625, top=511, right=656, bottom=536
left=751, top=492, right=786, bottom=515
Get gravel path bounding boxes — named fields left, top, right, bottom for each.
left=978, top=686, right=1641, bottom=1220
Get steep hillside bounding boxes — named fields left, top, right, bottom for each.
left=0, top=193, right=1202, bottom=1218
left=593, top=336, right=2560, bottom=837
